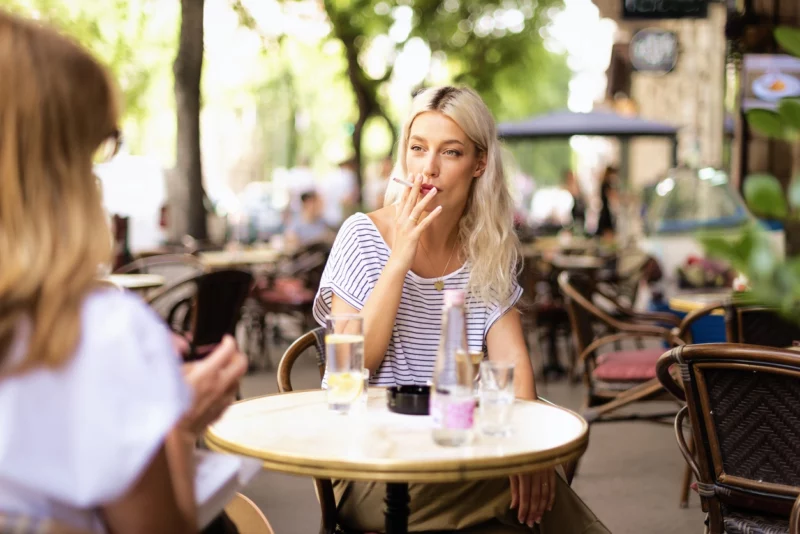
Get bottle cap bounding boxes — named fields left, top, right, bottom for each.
left=443, top=289, right=465, bottom=306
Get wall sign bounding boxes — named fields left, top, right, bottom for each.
left=630, top=29, right=679, bottom=74
left=623, top=0, right=707, bottom=20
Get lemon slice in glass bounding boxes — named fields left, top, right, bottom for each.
left=327, top=371, right=364, bottom=405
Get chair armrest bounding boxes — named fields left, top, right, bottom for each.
left=623, top=310, right=682, bottom=327
left=674, top=302, right=726, bottom=341
left=655, top=346, right=686, bottom=401
left=791, top=493, right=800, bottom=534
left=675, top=406, right=702, bottom=482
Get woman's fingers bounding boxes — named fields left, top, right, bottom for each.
left=414, top=205, right=442, bottom=234
left=509, top=475, right=519, bottom=510
left=396, top=178, right=411, bottom=220
left=408, top=186, right=437, bottom=222
left=547, top=467, right=556, bottom=512
left=534, top=471, right=549, bottom=524
left=400, top=173, right=422, bottom=221
left=528, top=472, right=542, bottom=526
left=517, top=474, right=530, bottom=524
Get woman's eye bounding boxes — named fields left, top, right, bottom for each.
left=410, top=145, right=423, bottom=152
left=444, top=149, right=462, bottom=157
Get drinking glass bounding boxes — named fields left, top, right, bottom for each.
left=479, top=361, right=515, bottom=436
left=325, top=314, right=365, bottom=414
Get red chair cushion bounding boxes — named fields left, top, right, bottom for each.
left=256, top=278, right=315, bottom=305
left=592, top=348, right=664, bottom=382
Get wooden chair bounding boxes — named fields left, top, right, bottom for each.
left=147, top=270, right=253, bottom=359
left=672, top=302, right=800, bottom=509
left=276, top=327, right=339, bottom=534
left=558, top=271, right=683, bottom=424
left=224, top=493, right=275, bottom=534
left=277, top=327, right=326, bottom=391
left=657, top=344, right=800, bottom=534
left=247, top=243, right=330, bottom=369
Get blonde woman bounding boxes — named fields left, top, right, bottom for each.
left=0, top=12, right=246, bottom=534
left=313, top=87, right=608, bottom=533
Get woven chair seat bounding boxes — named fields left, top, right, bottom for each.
left=723, top=509, right=790, bottom=534
left=592, top=348, right=664, bottom=382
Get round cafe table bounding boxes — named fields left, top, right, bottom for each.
left=206, top=388, right=588, bottom=534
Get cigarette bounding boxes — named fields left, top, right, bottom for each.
left=392, top=176, right=414, bottom=188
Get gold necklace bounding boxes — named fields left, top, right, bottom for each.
left=420, top=238, right=458, bottom=291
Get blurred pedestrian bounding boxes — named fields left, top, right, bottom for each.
left=285, top=190, right=334, bottom=248
left=596, top=165, right=618, bottom=240
left=318, top=157, right=358, bottom=227
left=563, top=169, right=586, bottom=233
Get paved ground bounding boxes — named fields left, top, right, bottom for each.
left=236, top=341, right=705, bottom=534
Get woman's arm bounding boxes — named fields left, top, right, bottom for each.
left=485, top=308, right=536, bottom=400
left=330, top=259, right=407, bottom=373
left=330, top=175, right=441, bottom=373
left=101, top=442, right=196, bottom=534
left=487, top=308, right=555, bottom=527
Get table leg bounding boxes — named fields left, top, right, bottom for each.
left=384, top=482, right=410, bottom=534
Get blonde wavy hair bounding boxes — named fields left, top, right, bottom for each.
left=384, top=86, right=520, bottom=305
left=0, top=12, right=118, bottom=371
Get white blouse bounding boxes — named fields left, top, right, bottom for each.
left=0, top=289, right=191, bottom=532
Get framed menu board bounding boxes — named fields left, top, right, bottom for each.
left=623, top=0, right=708, bottom=19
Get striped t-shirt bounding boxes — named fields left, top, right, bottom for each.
left=313, top=213, right=523, bottom=387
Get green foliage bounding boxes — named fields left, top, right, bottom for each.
left=6, top=0, right=177, bottom=154
left=702, top=24, right=800, bottom=321
left=746, top=109, right=788, bottom=139
left=778, top=98, right=800, bottom=131
left=775, top=26, right=800, bottom=58
left=743, top=174, right=788, bottom=219
left=318, top=0, right=570, bottom=174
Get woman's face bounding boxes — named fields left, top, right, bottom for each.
left=405, top=111, right=485, bottom=212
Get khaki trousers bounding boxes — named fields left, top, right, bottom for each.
left=333, top=469, right=610, bottom=534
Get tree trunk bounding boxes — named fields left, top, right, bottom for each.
left=341, top=38, right=371, bottom=205
left=173, top=0, right=207, bottom=241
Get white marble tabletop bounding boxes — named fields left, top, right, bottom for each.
left=206, top=388, right=588, bottom=483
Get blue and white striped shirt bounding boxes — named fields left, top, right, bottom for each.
left=313, top=213, right=522, bottom=387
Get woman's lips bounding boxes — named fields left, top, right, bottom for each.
left=421, top=184, right=440, bottom=193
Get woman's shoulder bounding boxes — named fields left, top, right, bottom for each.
left=82, top=288, right=163, bottom=335
left=336, top=209, right=391, bottom=249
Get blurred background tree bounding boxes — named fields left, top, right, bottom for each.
left=311, top=0, right=570, bottom=201
left=7, top=0, right=573, bottom=237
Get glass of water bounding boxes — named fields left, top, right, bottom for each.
left=325, top=314, right=365, bottom=414
left=479, top=361, right=515, bottom=436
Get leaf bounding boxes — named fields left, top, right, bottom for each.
left=743, top=174, right=789, bottom=219
left=746, top=109, right=786, bottom=139
left=775, top=26, right=800, bottom=59
left=788, top=175, right=800, bottom=212
left=778, top=98, right=800, bottom=131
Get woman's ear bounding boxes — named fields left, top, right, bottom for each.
left=474, top=151, right=487, bottom=178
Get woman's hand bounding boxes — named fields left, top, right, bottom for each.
left=388, top=173, right=441, bottom=272
left=510, top=467, right=556, bottom=527
left=177, top=335, right=247, bottom=439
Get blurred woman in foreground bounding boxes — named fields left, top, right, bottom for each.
left=0, top=12, right=245, bottom=533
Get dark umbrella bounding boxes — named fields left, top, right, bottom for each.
left=498, top=109, right=680, bottom=167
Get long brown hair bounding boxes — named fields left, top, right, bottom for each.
left=0, top=12, right=118, bottom=371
